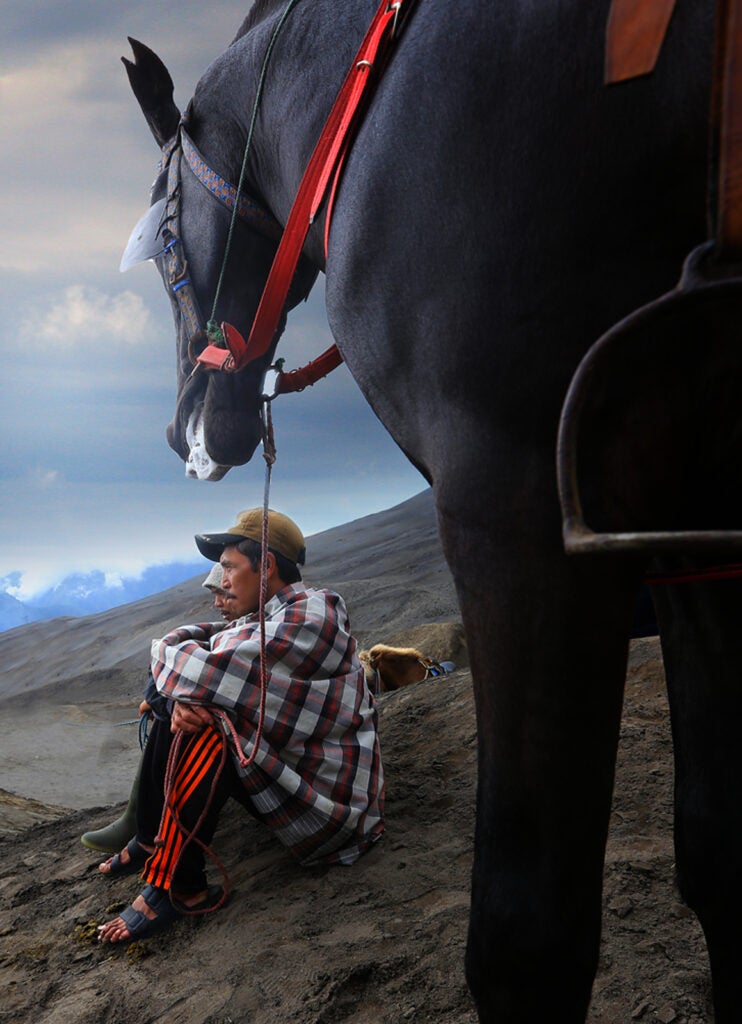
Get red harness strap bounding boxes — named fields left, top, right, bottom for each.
left=605, top=0, right=679, bottom=84
left=275, top=345, right=344, bottom=394
left=647, top=562, right=742, bottom=585
left=714, top=0, right=742, bottom=258
left=197, top=0, right=410, bottom=375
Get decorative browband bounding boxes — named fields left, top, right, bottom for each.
left=180, top=128, right=284, bottom=243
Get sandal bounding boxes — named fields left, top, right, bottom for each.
left=103, top=883, right=225, bottom=943
left=171, top=884, right=226, bottom=915
left=115, top=884, right=180, bottom=941
left=99, top=837, right=149, bottom=879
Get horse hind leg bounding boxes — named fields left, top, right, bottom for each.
left=652, top=575, right=742, bottom=1021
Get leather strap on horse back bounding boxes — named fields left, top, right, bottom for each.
left=605, top=0, right=679, bottom=84
left=714, top=0, right=742, bottom=259
left=606, top=0, right=742, bottom=258
left=196, top=0, right=412, bottom=375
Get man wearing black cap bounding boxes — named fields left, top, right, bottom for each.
left=98, top=509, right=384, bottom=944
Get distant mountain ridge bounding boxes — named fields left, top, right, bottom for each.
left=0, top=560, right=208, bottom=633
left=0, top=489, right=457, bottom=707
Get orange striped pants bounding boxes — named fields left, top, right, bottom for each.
left=138, top=720, right=238, bottom=895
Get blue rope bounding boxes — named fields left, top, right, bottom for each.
left=112, top=711, right=151, bottom=751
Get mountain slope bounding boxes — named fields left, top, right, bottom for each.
left=0, top=489, right=459, bottom=808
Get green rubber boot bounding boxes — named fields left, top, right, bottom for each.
left=80, top=747, right=143, bottom=854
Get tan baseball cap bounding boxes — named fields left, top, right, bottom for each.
left=195, top=508, right=306, bottom=565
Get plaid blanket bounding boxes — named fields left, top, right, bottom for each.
left=151, top=583, right=384, bottom=865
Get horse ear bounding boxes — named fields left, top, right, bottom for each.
left=122, top=37, right=181, bottom=148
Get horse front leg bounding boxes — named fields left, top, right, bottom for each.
left=437, top=506, right=638, bottom=1023
left=652, top=575, right=742, bottom=1022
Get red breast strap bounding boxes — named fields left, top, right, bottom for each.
left=197, top=0, right=409, bottom=374
left=275, top=346, right=344, bottom=394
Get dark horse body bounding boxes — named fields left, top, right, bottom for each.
left=124, top=2, right=742, bottom=1019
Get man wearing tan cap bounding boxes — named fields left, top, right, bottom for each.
left=98, top=509, right=384, bottom=944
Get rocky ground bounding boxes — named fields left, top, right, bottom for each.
left=0, top=493, right=716, bottom=1022
left=0, top=636, right=714, bottom=1024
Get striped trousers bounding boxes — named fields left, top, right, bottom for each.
left=135, top=715, right=250, bottom=895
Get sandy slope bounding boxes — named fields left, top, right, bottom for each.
left=0, top=489, right=456, bottom=809
left=0, top=491, right=716, bottom=1022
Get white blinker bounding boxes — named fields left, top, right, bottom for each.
left=120, top=198, right=168, bottom=271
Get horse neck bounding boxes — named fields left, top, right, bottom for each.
left=200, top=0, right=375, bottom=268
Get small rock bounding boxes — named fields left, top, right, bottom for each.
left=631, top=997, right=651, bottom=1018
left=656, top=1006, right=677, bottom=1024
left=608, top=895, right=633, bottom=918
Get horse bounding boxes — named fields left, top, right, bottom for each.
left=358, top=643, right=456, bottom=693
left=121, top=1, right=742, bottom=1019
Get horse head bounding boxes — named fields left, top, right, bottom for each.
left=359, top=644, right=456, bottom=694
left=122, top=38, right=318, bottom=479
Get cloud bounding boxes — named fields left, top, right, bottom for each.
left=0, top=0, right=426, bottom=607
left=0, top=4, right=258, bottom=275
left=22, top=285, right=151, bottom=348
left=0, top=42, right=149, bottom=275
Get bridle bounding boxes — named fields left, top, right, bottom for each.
left=144, top=0, right=413, bottom=401
left=152, top=107, right=342, bottom=396
left=156, top=112, right=283, bottom=374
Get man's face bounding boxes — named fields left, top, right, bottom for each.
left=219, top=545, right=261, bottom=617
left=213, top=590, right=237, bottom=621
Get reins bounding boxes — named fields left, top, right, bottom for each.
left=207, top=0, right=306, bottom=337
left=153, top=398, right=278, bottom=912
left=195, top=0, right=412, bottom=378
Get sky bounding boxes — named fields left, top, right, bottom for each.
left=0, top=1, right=424, bottom=597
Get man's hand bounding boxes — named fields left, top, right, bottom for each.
left=171, top=702, right=213, bottom=734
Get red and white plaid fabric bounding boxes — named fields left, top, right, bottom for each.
left=150, top=584, right=384, bottom=865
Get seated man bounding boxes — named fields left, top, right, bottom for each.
left=98, top=508, right=384, bottom=943
left=82, top=564, right=237, bottom=856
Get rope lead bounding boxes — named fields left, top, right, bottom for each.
left=210, top=0, right=305, bottom=323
